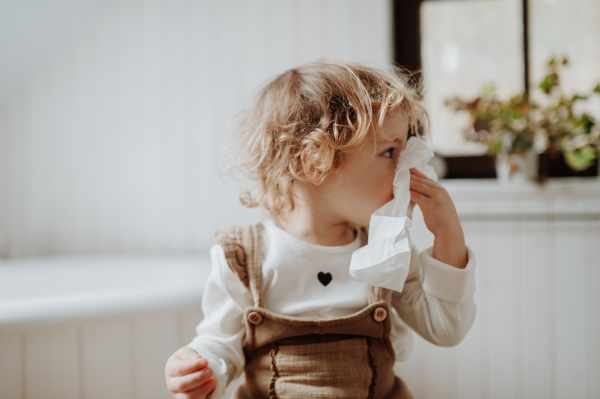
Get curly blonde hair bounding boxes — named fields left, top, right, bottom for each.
left=219, top=59, right=430, bottom=227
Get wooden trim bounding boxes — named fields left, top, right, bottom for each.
left=459, top=213, right=600, bottom=223
left=522, top=0, right=530, bottom=95
left=392, top=0, right=423, bottom=73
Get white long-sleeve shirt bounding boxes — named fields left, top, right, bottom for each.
left=186, top=218, right=477, bottom=399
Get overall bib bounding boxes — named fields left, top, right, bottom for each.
left=214, top=222, right=414, bottom=399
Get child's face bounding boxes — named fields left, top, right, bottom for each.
left=323, top=108, right=409, bottom=228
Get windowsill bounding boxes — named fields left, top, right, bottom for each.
left=432, top=177, right=600, bottom=221
left=438, top=176, right=600, bottom=198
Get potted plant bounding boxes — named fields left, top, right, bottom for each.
left=445, top=57, right=600, bottom=184
left=535, top=58, right=600, bottom=182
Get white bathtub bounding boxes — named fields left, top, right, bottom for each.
left=0, top=255, right=212, bottom=399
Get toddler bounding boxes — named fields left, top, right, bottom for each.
left=165, top=59, right=476, bottom=399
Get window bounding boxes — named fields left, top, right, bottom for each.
left=393, top=0, right=600, bottom=179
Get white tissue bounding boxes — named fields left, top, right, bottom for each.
left=349, top=136, right=438, bottom=291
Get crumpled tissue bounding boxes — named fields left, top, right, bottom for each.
left=349, top=136, right=438, bottom=291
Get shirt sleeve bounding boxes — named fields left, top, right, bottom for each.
left=185, top=244, right=253, bottom=399
left=391, top=243, right=477, bottom=347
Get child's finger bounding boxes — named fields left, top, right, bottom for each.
left=184, top=378, right=218, bottom=398
left=410, top=168, right=433, bottom=182
left=409, top=189, right=427, bottom=206
left=409, top=177, right=434, bottom=198
left=410, top=171, right=439, bottom=190
left=168, top=357, right=208, bottom=377
left=169, top=367, right=214, bottom=393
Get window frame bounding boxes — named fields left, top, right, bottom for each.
left=392, top=0, right=529, bottom=94
left=392, top=0, right=530, bottom=179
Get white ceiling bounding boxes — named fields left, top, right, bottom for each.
left=0, top=0, right=112, bottom=106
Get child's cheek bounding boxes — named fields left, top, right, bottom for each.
left=385, top=168, right=396, bottom=199
left=374, top=170, right=395, bottom=206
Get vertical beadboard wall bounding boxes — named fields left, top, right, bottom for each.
left=0, top=0, right=392, bottom=258
left=0, top=307, right=205, bottom=399
left=399, top=189, right=600, bottom=399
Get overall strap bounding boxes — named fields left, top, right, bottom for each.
left=244, top=222, right=265, bottom=308
left=368, top=285, right=391, bottom=305
left=358, top=225, right=392, bottom=305
left=213, top=222, right=265, bottom=308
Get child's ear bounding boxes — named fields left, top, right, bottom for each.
left=301, top=150, right=325, bottom=186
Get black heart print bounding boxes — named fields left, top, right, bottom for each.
left=318, top=272, right=332, bottom=286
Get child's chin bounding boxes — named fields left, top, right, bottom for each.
left=357, top=215, right=373, bottom=229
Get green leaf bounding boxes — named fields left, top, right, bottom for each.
left=564, top=146, right=597, bottom=171
left=482, top=82, right=497, bottom=98
left=594, top=84, right=600, bottom=93
left=539, top=73, right=559, bottom=94
left=489, top=140, right=503, bottom=154
left=581, top=114, right=595, bottom=133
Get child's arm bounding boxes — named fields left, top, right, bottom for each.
left=391, top=243, right=477, bottom=347
left=392, top=167, right=477, bottom=346
left=409, top=167, right=469, bottom=269
left=167, top=244, right=253, bottom=399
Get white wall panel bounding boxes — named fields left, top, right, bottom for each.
left=584, top=198, right=597, bottom=399
left=593, top=197, right=600, bottom=398
left=180, top=308, right=204, bottom=348
left=521, top=198, right=553, bottom=399
left=0, top=309, right=204, bottom=399
left=0, top=0, right=392, bottom=258
left=81, top=319, right=134, bottom=399
left=476, top=199, right=493, bottom=399
left=24, top=325, right=80, bottom=399
left=455, top=200, right=485, bottom=399
left=133, top=313, right=180, bottom=399
left=272, top=0, right=302, bottom=71
left=188, top=0, right=213, bottom=248
left=394, top=352, right=418, bottom=396
left=421, top=337, right=453, bottom=398
left=554, top=197, right=590, bottom=398
left=358, top=0, right=392, bottom=63
left=299, top=0, right=326, bottom=62
left=327, top=0, right=358, bottom=62
left=487, top=198, right=519, bottom=399
left=0, top=332, right=23, bottom=399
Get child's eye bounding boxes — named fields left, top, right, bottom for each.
left=383, top=148, right=395, bottom=158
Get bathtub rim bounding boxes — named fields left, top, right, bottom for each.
left=0, top=254, right=209, bottom=331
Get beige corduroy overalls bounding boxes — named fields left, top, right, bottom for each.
left=214, top=221, right=414, bottom=399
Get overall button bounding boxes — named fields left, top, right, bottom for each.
left=373, top=307, right=387, bottom=322
left=248, top=312, right=263, bottom=325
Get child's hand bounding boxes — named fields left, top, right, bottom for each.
left=165, top=346, right=217, bottom=398
left=409, top=167, right=468, bottom=269
left=409, top=167, right=461, bottom=236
